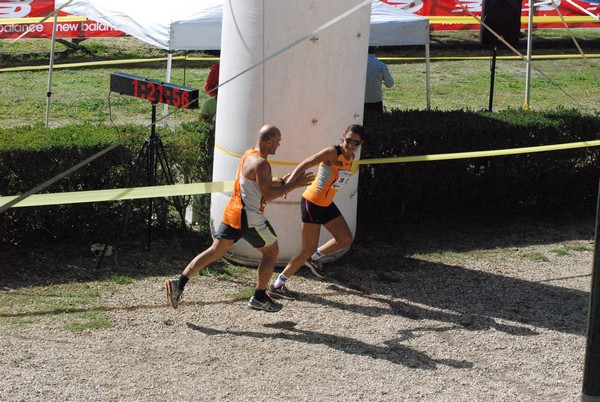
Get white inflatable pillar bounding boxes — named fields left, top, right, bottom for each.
left=211, top=0, right=371, bottom=266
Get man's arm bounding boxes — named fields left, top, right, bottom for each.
left=253, top=158, right=313, bottom=202
left=382, top=64, right=394, bottom=88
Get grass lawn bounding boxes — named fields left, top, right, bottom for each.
left=1, top=29, right=599, bottom=129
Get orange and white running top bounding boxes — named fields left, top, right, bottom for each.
left=222, top=147, right=268, bottom=229
left=302, top=145, right=353, bottom=207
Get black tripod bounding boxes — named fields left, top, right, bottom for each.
left=129, top=103, right=190, bottom=248
left=95, top=103, right=194, bottom=270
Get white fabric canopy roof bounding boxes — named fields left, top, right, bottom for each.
left=370, top=0, right=429, bottom=46
left=55, top=0, right=429, bottom=50
left=48, top=0, right=432, bottom=126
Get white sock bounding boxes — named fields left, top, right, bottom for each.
left=311, top=249, right=324, bottom=261
left=273, top=273, right=288, bottom=288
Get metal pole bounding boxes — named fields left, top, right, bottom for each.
left=425, top=43, right=431, bottom=110
left=163, top=52, right=173, bottom=127
left=524, top=0, right=534, bottom=110
left=45, top=12, right=59, bottom=127
left=582, top=179, right=600, bottom=401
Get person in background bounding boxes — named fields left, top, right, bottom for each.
left=204, top=62, right=219, bottom=97
left=364, top=47, right=394, bottom=119
left=200, top=63, right=219, bottom=122
left=165, top=125, right=314, bottom=312
left=268, top=124, right=366, bottom=300
left=199, top=89, right=217, bottom=122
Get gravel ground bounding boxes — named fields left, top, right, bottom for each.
left=0, top=216, right=596, bottom=401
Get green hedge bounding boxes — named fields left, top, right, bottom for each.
left=1, top=108, right=599, bottom=247
left=0, top=121, right=214, bottom=246
left=360, top=107, right=600, bottom=229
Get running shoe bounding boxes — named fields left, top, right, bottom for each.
left=304, top=257, right=325, bottom=278
left=165, top=278, right=183, bottom=309
left=268, top=284, right=299, bottom=300
left=247, top=295, right=283, bottom=312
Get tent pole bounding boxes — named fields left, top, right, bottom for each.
left=45, top=11, right=59, bottom=128
left=425, top=43, right=431, bottom=110
left=163, top=51, right=173, bottom=127
left=524, top=0, right=534, bottom=110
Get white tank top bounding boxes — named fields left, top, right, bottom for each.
left=240, top=175, right=266, bottom=228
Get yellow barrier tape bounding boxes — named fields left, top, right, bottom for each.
left=0, top=16, right=87, bottom=24
left=379, top=54, right=600, bottom=62
left=427, top=15, right=599, bottom=24
left=4, top=139, right=600, bottom=208
left=2, top=53, right=598, bottom=74
left=214, top=143, right=242, bottom=158
left=214, top=143, right=299, bottom=166
left=182, top=57, right=221, bottom=62
left=351, top=139, right=600, bottom=174
left=0, top=181, right=233, bottom=209
left=0, top=56, right=188, bottom=73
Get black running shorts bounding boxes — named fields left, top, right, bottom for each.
left=214, top=210, right=277, bottom=248
left=300, top=196, right=341, bottom=225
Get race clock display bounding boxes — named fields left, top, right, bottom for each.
left=110, top=72, right=199, bottom=109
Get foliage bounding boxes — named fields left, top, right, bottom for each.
left=0, top=122, right=215, bottom=246
left=2, top=32, right=600, bottom=130
left=164, top=120, right=215, bottom=230
left=2, top=107, right=599, bottom=246
left=359, top=107, right=600, bottom=231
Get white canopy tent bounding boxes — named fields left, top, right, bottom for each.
left=369, top=1, right=431, bottom=108
left=50, top=0, right=431, bottom=125
left=55, top=0, right=429, bottom=50
left=370, top=0, right=430, bottom=46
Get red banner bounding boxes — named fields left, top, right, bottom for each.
left=0, top=0, right=124, bottom=39
left=0, top=0, right=598, bottom=40
left=382, top=0, right=600, bottom=30
left=1, top=0, right=54, bottom=18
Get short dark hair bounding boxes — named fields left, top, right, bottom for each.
left=345, top=124, right=366, bottom=142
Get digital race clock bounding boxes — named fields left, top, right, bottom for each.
left=109, top=72, right=199, bottom=109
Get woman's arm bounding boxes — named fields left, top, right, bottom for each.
left=285, top=146, right=338, bottom=184
left=254, top=158, right=314, bottom=202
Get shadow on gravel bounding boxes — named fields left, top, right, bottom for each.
left=319, top=216, right=593, bottom=336
left=0, top=216, right=593, bottom=339
left=356, top=214, right=595, bottom=256
left=186, top=321, right=474, bottom=370
left=0, top=235, right=204, bottom=288
left=320, top=255, right=588, bottom=337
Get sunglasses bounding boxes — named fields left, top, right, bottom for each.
left=344, top=137, right=362, bottom=146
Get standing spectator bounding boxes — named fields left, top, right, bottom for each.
left=204, top=63, right=219, bottom=97
left=364, top=47, right=394, bottom=118
left=200, top=63, right=219, bottom=122
left=199, top=90, right=217, bottom=122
